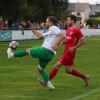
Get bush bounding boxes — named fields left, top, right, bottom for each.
left=86, top=17, right=100, bottom=27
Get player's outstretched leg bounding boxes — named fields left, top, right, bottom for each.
left=7, top=48, right=29, bottom=59
left=7, top=41, right=29, bottom=59
left=7, top=47, right=15, bottom=59
left=65, top=67, right=90, bottom=87
left=38, top=65, right=55, bottom=90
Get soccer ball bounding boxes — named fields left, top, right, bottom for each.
left=9, top=41, right=19, bottom=50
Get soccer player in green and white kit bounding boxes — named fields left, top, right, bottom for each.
left=7, top=16, right=62, bottom=90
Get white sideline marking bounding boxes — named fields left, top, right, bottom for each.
left=87, top=38, right=100, bottom=41
left=68, top=88, right=100, bottom=100
left=0, top=95, right=35, bottom=98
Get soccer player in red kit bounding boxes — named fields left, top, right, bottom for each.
left=40, top=15, right=89, bottom=87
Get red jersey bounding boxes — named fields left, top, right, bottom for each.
left=59, top=25, right=84, bottom=66
left=64, top=25, right=84, bottom=58
left=65, top=25, right=84, bottom=49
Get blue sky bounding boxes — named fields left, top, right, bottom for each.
left=69, top=0, right=100, bottom=4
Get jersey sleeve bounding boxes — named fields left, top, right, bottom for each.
left=54, top=27, right=62, bottom=35
left=75, top=27, right=84, bottom=40
left=43, top=27, right=61, bottom=37
left=43, top=30, right=53, bottom=37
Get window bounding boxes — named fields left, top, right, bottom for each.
left=77, top=12, right=81, bottom=16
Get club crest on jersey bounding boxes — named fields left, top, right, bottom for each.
left=66, top=36, right=72, bottom=40
left=69, top=32, right=73, bottom=35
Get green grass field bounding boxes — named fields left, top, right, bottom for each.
left=0, top=36, right=100, bottom=100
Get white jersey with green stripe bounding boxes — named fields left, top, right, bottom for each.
left=42, top=25, right=62, bottom=53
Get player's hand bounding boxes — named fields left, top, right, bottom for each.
left=68, top=46, right=76, bottom=53
left=51, top=45, right=57, bottom=51
left=41, top=22, right=45, bottom=28
left=59, top=41, right=64, bottom=46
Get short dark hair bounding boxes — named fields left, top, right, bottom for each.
left=68, top=15, right=77, bottom=23
left=48, top=16, right=57, bottom=25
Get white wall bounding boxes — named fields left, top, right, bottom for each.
left=0, top=29, right=100, bottom=41
left=81, top=29, right=100, bottom=36
left=12, top=30, right=38, bottom=40
left=12, top=29, right=100, bottom=40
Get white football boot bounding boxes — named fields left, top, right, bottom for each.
left=47, top=81, right=55, bottom=91
left=7, top=48, right=14, bottom=59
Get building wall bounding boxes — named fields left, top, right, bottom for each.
left=71, top=9, right=90, bottom=21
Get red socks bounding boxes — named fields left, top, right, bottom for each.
left=68, top=69, right=86, bottom=79
left=49, top=66, right=86, bottom=80
left=49, top=67, right=59, bottom=80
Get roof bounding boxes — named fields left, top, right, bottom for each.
left=90, top=4, right=100, bottom=13
left=67, top=3, right=90, bottom=12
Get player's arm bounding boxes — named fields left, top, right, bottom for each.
left=68, top=28, right=85, bottom=53
left=52, top=33, right=65, bottom=50
left=75, top=37, right=85, bottom=48
left=59, top=31, right=66, bottom=46
left=53, top=30, right=66, bottom=47
left=30, top=23, right=44, bottom=38
left=68, top=37, right=85, bottom=53
left=74, top=28, right=85, bottom=48
left=56, top=34, right=65, bottom=45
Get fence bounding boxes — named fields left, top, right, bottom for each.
left=0, top=29, right=100, bottom=41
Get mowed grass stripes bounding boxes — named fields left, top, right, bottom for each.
left=0, top=36, right=100, bottom=100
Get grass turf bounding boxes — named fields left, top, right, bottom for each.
left=0, top=36, right=100, bottom=100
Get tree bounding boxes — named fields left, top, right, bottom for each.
left=0, top=0, right=69, bottom=22
left=50, top=0, right=69, bottom=19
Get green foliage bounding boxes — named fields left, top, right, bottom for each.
left=0, top=0, right=68, bottom=22
left=86, top=17, right=100, bottom=26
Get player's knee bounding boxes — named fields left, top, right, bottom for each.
left=26, top=48, right=30, bottom=55
left=66, top=67, right=72, bottom=73
left=38, top=65, right=44, bottom=72
left=66, top=70, right=71, bottom=74
left=55, top=62, right=62, bottom=69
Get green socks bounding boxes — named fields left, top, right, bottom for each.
left=39, top=70, right=49, bottom=82
left=14, top=50, right=27, bottom=57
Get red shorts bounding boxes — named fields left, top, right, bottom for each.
left=59, top=50, right=76, bottom=67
